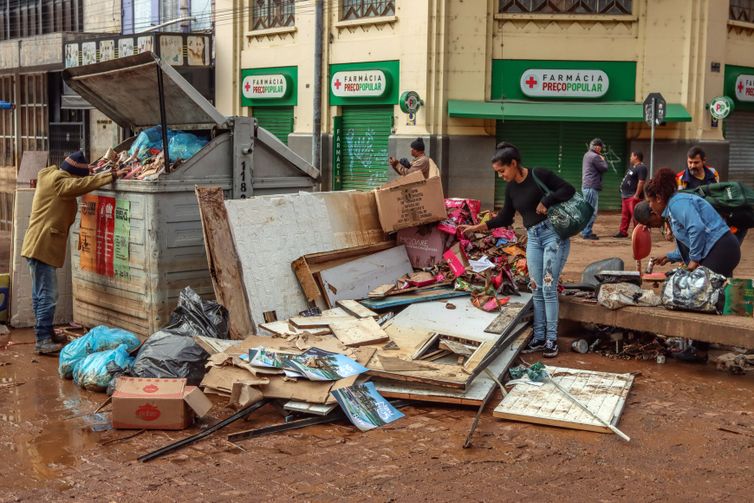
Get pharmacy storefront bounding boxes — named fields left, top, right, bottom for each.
left=330, top=61, right=399, bottom=191
left=448, top=60, right=691, bottom=208
left=241, top=66, right=298, bottom=145
left=724, top=65, right=754, bottom=186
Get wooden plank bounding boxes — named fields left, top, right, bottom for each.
left=376, top=328, right=531, bottom=406
left=258, top=321, right=331, bottom=337
left=493, top=366, right=634, bottom=434
left=329, top=317, right=389, bottom=347
left=289, top=315, right=354, bottom=328
left=318, top=245, right=413, bottom=305
left=559, top=296, right=754, bottom=349
left=360, top=288, right=470, bottom=310
left=196, top=186, right=254, bottom=339
left=336, top=300, right=378, bottom=319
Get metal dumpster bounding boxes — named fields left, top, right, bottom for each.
left=63, top=52, right=319, bottom=337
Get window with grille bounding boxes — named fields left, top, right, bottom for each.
left=0, top=76, right=15, bottom=168
left=251, top=0, right=295, bottom=31
left=730, top=0, right=754, bottom=23
left=341, top=0, right=395, bottom=21
left=499, top=0, right=632, bottom=15
left=0, top=0, right=84, bottom=41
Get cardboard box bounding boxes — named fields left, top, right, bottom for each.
left=396, top=225, right=446, bottom=268
left=112, top=377, right=213, bottom=430
left=374, top=172, right=447, bottom=233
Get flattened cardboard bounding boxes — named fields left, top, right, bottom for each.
left=200, top=366, right=269, bottom=393
left=374, top=172, right=447, bottom=233
left=112, top=377, right=193, bottom=430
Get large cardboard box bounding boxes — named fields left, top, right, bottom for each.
left=112, top=377, right=213, bottom=430
left=374, top=172, right=446, bottom=233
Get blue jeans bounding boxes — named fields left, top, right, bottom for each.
left=526, top=220, right=571, bottom=342
left=581, top=188, right=599, bottom=237
left=27, top=258, right=58, bottom=344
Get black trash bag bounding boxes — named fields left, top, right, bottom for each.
left=131, top=331, right=209, bottom=385
left=164, top=287, right=229, bottom=339
left=129, top=287, right=228, bottom=385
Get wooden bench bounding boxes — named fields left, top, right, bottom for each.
left=559, top=296, right=754, bottom=349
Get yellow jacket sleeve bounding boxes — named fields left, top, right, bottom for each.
left=54, top=172, right=114, bottom=198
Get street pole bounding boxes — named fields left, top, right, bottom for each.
left=312, top=0, right=323, bottom=173
left=649, top=97, right=656, bottom=178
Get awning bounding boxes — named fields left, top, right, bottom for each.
left=448, top=99, right=692, bottom=123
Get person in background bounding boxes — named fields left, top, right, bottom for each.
left=614, top=151, right=647, bottom=238
left=458, top=142, right=575, bottom=358
left=21, top=151, right=129, bottom=355
left=388, top=137, right=440, bottom=179
left=634, top=168, right=740, bottom=363
left=676, top=145, right=719, bottom=190
left=580, top=138, right=608, bottom=240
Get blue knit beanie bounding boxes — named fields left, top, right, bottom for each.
left=61, top=151, right=90, bottom=177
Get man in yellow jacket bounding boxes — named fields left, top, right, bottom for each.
left=21, top=151, right=128, bottom=354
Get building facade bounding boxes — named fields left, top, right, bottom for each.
left=216, top=0, right=754, bottom=209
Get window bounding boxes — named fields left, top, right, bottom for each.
left=499, top=0, right=632, bottom=15
left=730, top=0, right=754, bottom=23
left=251, top=0, right=295, bottom=31
left=124, top=0, right=210, bottom=35
left=0, top=0, right=84, bottom=40
left=341, top=0, right=395, bottom=21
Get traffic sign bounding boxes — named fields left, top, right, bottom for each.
left=643, top=92, right=666, bottom=126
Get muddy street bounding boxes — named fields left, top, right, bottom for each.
left=1, top=214, right=753, bottom=502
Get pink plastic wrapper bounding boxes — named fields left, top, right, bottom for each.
left=437, top=198, right=482, bottom=235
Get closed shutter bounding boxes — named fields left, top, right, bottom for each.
left=495, top=121, right=560, bottom=207
left=340, top=106, right=393, bottom=190
left=725, top=111, right=754, bottom=186
left=560, top=122, right=626, bottom=210
left=253, top=106, right=294, bottom=145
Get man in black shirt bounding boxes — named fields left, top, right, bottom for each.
left=614, top=151, right=647, bottom=238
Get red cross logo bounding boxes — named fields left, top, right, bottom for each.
left=525, top=76, right=538, bottom=88
left=334, top=79, right=342, bottom=90
left=244, top=80, right=251, bottom=92
left=739, top=81, right=744, bottom=93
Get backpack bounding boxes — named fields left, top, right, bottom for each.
left=681, top=182, right=754, bottom=230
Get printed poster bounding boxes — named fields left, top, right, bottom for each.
left=79, top=195, right=98, bottom=272
left=330, top=382, right=404, bottom=432
left=113, top=199, right=131, bottom=280
left=95, top=196, right=116, bottom=277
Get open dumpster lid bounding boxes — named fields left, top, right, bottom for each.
left=63, top=52, right=227, bottom=130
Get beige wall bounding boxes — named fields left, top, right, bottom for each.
left=83, top=0, right=120, bottom=33
left=214, top=0, right=754, bottom=143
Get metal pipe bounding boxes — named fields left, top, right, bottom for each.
left=137, top=16, right=196, bottom=33
left=156, top=64, right=170, bottom=167
left=311, top=0, right=323, bottom=171
left=138, top=399, right=269, bottom=462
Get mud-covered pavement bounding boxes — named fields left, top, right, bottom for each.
left=2, top=215, right=753, bottom=502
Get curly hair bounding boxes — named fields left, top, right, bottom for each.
left=644, top=168, right=676, bottom=202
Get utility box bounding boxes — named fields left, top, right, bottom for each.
left=64, top=53, right=319, bottom=337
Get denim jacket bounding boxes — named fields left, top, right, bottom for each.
left=664, top=193, right=730, bottom=263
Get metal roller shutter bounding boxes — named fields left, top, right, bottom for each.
left=340, top=106, right=393, bottom=191
left=725, top=111, right=754, bottom=186
left=253, top=106, right=294, bottom=145
left=495, top=121, right=560, bottom=207
left=495, top=121, right=626, bottom=210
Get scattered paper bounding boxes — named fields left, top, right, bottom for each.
left=330, top=382, right=405, bottom=431
left=286, top=348, right=368, bottom=381
left=469, top=255, right=495, bottom=273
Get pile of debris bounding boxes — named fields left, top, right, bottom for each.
left=92, top=126, right=208, bottom=181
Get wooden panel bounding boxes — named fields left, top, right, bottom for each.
left=376, top=328, right=531, bottom=406
left=196, top=186, right=254, bottom=339
left=318, top=245, right=413, bottom=306
left=336, top=299, right=378, bottom=319
left=329, top=317, right=389, bottom=347
left=493, top=366, right=634, bottom=433
left=559, top=296, right=754, bottom=349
